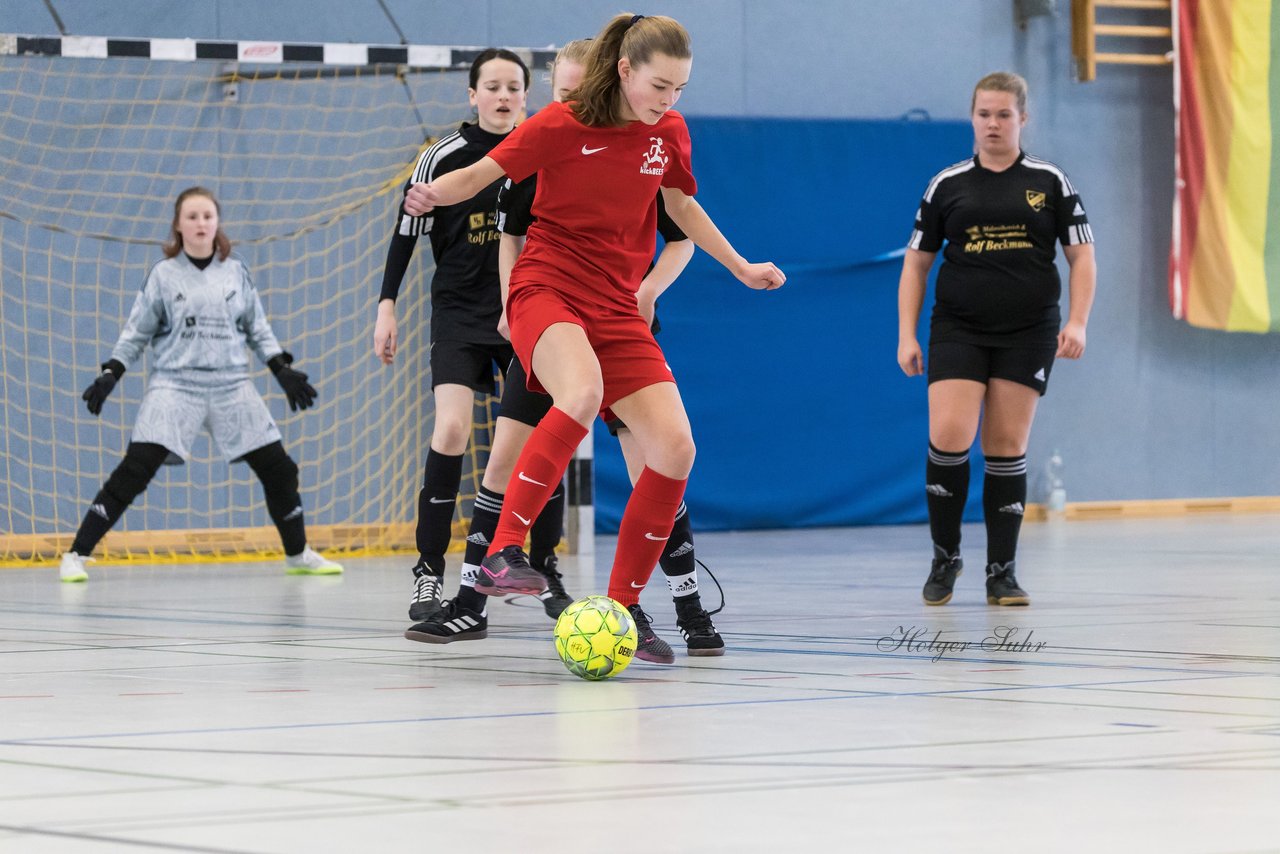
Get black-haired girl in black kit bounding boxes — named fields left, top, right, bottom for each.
left=373, top=49, right=563, bottom=622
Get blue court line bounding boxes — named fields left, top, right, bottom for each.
left=0, top=605, right=392, bottom=635
left=0, top=671, right=1244, bottom=746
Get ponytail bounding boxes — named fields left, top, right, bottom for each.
left=570, top=13, right=690, bottom=128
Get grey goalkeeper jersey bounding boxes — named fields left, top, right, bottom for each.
left=110, top=253, right=283, bottom=376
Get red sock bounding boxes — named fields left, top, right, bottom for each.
left=488, top=407, right=587, bottom=556
left=608, top=467, right=687, bottom=606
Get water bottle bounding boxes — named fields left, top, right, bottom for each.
left=1046, top=450, right=1066, bottom=514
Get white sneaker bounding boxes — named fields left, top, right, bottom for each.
left=284, top=546, right=343, bottom=576
left=60, top=552, right=90, bottom=583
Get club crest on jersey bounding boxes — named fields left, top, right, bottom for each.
left=1025, top=190, right=1046, bottom=211
left=640, top=137, right=667, bottom=175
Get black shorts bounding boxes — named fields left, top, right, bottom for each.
left=927, top=340, right=1056, bottom=396
left=603, top=415, right=627, bottom=437
left=430, top=339, right=514, bottom=394
left=500, top=355, right=554, bottom=427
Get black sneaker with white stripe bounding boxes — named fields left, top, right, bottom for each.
left=408, top=562, right=444, bottom=621
left=404, top=599, right=487, bottom=644
left=534, top=554, right=573, bottom=619
left=675, top=596, right=725, bottom=657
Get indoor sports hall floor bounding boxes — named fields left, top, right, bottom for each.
left=1, top=515, right=1277, bottom=853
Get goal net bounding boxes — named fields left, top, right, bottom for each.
left=0, top=38, right=554, bottom=565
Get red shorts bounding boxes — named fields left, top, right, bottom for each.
left=507, top=285, right=675, bottom=420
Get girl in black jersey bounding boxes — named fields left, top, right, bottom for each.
left=372, top=50, right=562, bottom=622
left=897, top=72, right=1096, bottom=607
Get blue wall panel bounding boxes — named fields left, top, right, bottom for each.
left=593, top=117, right=974, bottom=532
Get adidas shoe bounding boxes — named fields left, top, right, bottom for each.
left=675, top=597, right=725, bottom=657
left=627, top=604, right=675, bottom=664
left=533, top=554, right=573, bottom=619
left=404, top=599, right=488, bottom=644
left=923, top=548, right=963, bottom=606
left=59, top=552, right=90, bottom=583
left=284, top=546, right=344, bottom=576
left=408, top=564, right=445, bottom=621
left=986, top=561, right=1030, bottom=606
left=475, top=546, right=547, bottom=596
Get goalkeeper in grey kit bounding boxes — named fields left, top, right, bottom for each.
left=60, top=186, right=342, bottom=581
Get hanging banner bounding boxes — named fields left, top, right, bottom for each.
left=1171, top=0, right=1280, bottom=332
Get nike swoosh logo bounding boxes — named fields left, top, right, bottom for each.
left=512, top=511, right=532, bottom=525
left=428, top=497, right=453, bottom=504
left=630, top=581, right=645, bottom=589
left=581, top=145, right=607, bottom=155
left=644, top=533, right=666, bottom=541
left=517, top=471, right=548, bottom=487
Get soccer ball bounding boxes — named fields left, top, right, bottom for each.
left=553, top=595, right=637, bottom=681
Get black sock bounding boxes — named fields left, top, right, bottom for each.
left=70, top=489, right=126, bottom=557
left=70, top=442, right=167, bottom=556
left=464, top=486, right=502, bottom=568
left=456, top=485, right=500, bottom=613
left=658, top=502, right=698, bottom=599
left=926, top=443, right=970, bottom=557
left=243, top=441, right=306, bottom=556
left=416, top=450, right=463, bottom=575
left=983, top=455, right=1027, bottom=567
left=528, top=478, right=565, bottom=566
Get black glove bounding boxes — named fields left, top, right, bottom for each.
left=82, top=359, right=126, bottom=416
left=268, top=351, right=317, bottom=412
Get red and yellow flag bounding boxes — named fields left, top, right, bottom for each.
left=1171, top=0, right=1280, bottom=332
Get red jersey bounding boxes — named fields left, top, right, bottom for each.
left=487, top=101, right=698, bottom=313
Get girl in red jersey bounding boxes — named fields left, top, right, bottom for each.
left=401, top=13, right=784, bottom=662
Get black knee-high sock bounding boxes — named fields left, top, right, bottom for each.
left=70, top=442, right=168, bottom=556
left=457, top=485, right=501, bottom=613
left=658, top=502, right=698, bottom=599
left=528, top=478, right=565, bottom=566
left=926, top=443, right=970, bottom=557
left=416, top=450, right=463, bottom=574
left=243, top=441, right=307, bottom=556
left=983, top=454, right=1027, bottom=567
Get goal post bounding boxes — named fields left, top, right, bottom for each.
left=0, top=34, right=596, bottom=566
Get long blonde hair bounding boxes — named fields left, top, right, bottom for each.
left=162, top=186, right=232, bottom=260
left=570, top=14, right=691, bottom=128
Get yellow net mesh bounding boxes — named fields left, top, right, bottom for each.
left=0, top=54, right=548, bottom=565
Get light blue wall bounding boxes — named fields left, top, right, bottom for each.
left=7, top=0, right=1278, bottom=504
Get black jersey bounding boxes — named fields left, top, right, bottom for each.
left=909, top=152, right=1093, bottom=345
left=379, top=122, right=510, bottom=345
left=495, top=174, right=688, bottom=333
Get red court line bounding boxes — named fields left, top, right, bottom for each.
left=246, top=689, right=311, bottom=693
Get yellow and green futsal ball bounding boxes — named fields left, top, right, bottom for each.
left=553, top=595, right=637, bottom=681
